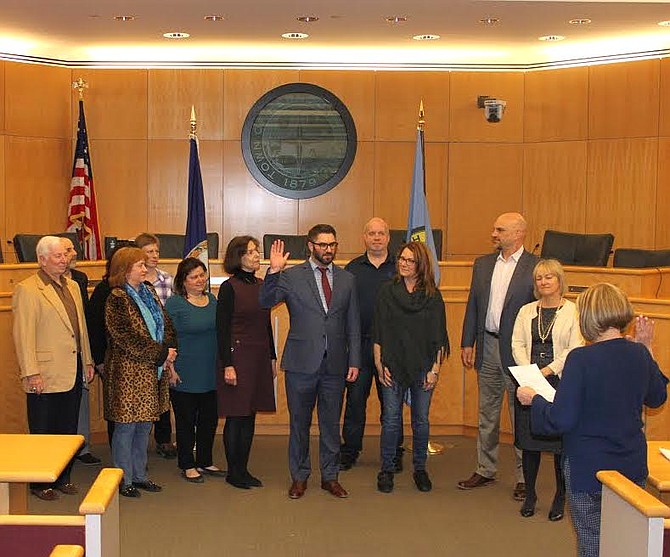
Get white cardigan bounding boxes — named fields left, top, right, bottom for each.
left=511, top=299, right=583, bottom=378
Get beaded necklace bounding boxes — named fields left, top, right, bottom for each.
left=537, top=299, right=563, bottom=343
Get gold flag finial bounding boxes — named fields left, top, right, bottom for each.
left=190, top=105, right=197, bottom=139
left=417, top=100, right=425, bottom=132
left=72, top=77, right=88, bottom=100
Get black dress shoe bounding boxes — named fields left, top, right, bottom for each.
left=119, top=485, right=141, bottom=498
left=520, top=495, right=537, bottom=518
left=132, top=480, right=162, bottom=492
left=197, top=466, right=227, bottom=478
left=244, top=472, right=263, bottom=487
left=549, top=493, right=565, bottom=521
left=76, top=453, right=102, bottom=466
left=226, top=476, right=251, bottom=489
left=377, top=471, right=394, bottom=493
left=413, top=470, right=433, bottom=492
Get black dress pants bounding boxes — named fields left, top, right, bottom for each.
left=26, top=359, right=83, bottom=490
left=170, top=389, right=218, bottom=470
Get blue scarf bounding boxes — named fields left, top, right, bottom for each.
left=124, top=283, right=165, bottom=378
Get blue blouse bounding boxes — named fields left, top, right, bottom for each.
left=531, top=338, right=668, bottom=492
left=165, top=293, right=218, bottom=393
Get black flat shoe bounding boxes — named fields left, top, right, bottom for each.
left=197, top=466, right=226, bottom=478
left=244, top=473, right=263, bottom=487
left=413, top=470, right=432, bottom=492
left=226, top=476, right=251, bottom=489
left=119, top=485, right=141, bottom=498
left=520, top=496, right=537, bottom=518
left=377, top=471, right=394, bottom=493
left=181, top=470, right=204, bottom=483
left=549, top=494, right=565, bottom=521
left=132, top=480, right=162, bottom=492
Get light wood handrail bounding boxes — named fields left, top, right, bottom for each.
left=597, top=470, right=670, bottom=518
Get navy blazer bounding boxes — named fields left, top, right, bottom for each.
left=259, top=261, right=361, bottom=375
left=461, top=249, right=539, bottom=370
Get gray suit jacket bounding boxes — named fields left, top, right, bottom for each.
left=259, top=261, right=361, bottom=374
left=461, top=250, right=539, bottom=370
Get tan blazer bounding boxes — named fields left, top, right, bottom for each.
left=12, top=273, right=93, bottom=393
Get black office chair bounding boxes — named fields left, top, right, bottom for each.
left=389, top=229, right=443, bottom=259
left=613, top=248, right=670, bottom=268
left=154, top=232, right=220, bottom=259
left=540, top=229, right=614, bottom=267
left=262, top=234, right=309, bottom=260
left=13, top=233, right=83, bottom=263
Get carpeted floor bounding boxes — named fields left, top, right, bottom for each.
left=31, top=435, right=577, bottom=556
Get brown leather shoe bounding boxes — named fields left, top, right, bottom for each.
left=31, top=488, right=59, bottom=501
left=321, top=480, right=348, bottom=498
left=457, top=473, right=495, bottom=490
left=55, top=483, right=78, bottom=495
left=288, top=480, right=307, bottom=499
left=513, top=482, right=526, bottom=501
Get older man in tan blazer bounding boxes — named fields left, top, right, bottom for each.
left=12, top=235, right=94, bottom=501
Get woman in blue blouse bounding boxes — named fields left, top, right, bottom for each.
left=517, top=283, right=668, bottom=557
left=166, top=258, right=224, bottom=483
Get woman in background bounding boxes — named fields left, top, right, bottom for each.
left=166, top=258, right=224, bottom=483
left=517, top=283, right=668, bottom=556
left=217, top=236, right=277, bottom=489
left=511, top=259, right=582, bottom=520
left=373, top=241, right=449, bottom=494
left=104, top=247, right=177, bottom=498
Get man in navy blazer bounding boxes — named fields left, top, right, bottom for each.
left=457, top=213, right=539, bottom=499
left=260, top=224, right=361, bottom=499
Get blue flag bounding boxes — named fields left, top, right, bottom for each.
left=406, top=128, right=440, bottom=283
left=183, top=137, right=208, bottom=269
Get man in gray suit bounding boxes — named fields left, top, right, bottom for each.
left=260, top=224, right=361, bottom=500
left=457, top=213, right=539, bottom=500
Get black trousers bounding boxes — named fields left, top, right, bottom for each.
left=154, top=408, right=173, bottom=445
left=170, top=389, right=218, bottom=470
left=26, top=358, right=83, bottom=490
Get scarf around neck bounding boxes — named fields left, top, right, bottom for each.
left=124, top=282, right=165, bottom=378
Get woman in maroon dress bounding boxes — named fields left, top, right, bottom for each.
left=216, top=236, right=277, bottom=489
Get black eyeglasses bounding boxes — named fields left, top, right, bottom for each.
left=398, top=256, right=417, bottom=265
left=310, top=241, right=338, bottom=250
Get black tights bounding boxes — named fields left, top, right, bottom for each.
left=522, top=450, right=564, bottom=500
left=223, top=415, right=256, bottom=481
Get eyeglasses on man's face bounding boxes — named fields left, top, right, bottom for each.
left=310, top=241, right=338, bottom=250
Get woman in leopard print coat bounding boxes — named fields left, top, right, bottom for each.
left=104, top=247, right=177, bottom=497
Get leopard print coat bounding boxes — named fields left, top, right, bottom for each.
left=103, top=285, right=177, bottom=423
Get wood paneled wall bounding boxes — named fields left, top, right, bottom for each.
left=2, top=59, right=670, bottom=263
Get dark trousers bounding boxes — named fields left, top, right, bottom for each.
left=26, top=359, right=83, bottom=490
left=170, top=389, right=218, bottom=470
left=285, top=359, right=346, bottom=482
left=341, top=338, right=404, bottom=459
left=224, top=415, right=256, bottom=481
left=153, top=408, right=173, bottom=445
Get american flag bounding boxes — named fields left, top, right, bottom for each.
left=66, top=99, right=101, bottom=260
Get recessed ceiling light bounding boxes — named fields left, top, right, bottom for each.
left=412, top=34, right=440, bottom=41
left=479, top=17, right=500, bottom=25
left=282, top=32, right=309, bottom=39
left=297, top=16, right=319, bottom=23
left=385, top=16, right=407, bottom=24
left=569, top=18, right=591, bottom=25
left=658, top=20, right=670, bottom=27
left=163, top=32, right=190, bottom=39
left=538, top=35, right=565, bottom=41
left=204, top=15, right=224, bottom=22
left=114, top=15, right=135, bottom=22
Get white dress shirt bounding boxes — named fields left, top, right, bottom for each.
left=485, top=245, right=525, bottom=334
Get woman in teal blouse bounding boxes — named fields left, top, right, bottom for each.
left=165, top=257, right=225, bottom=483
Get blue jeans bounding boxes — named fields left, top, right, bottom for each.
left=112, top=421, right=152, bottom=487
left=379, top=377, right=433, bottom=472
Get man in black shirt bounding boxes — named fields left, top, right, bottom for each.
left=340, top=218, right=402, bottom=471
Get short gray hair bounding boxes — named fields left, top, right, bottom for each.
left=36, top=236, right=64, bottom=259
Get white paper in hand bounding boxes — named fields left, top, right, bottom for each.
left=508, top=364, right=556, bottom=403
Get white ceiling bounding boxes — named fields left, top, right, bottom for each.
left=1, top=0, right=670, bottom=68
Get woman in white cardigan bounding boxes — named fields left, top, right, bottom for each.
left=511, top=259, right=582, bottom=521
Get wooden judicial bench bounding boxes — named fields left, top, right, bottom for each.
left=1, top=260, right=670, bottom=444
left=0, top=467, right=122, bottom=557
